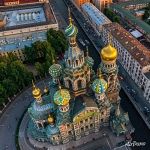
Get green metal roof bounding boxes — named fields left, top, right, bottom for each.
left=110, top=0, right=150, bottom=34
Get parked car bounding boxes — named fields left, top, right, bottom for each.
left=85, top=39, right=90, bottom=44
left=78, top=38, right=85, bottom=46
left=143, top=107, right=150, bottom=116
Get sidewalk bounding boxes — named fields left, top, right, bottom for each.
left=118, top=63, right=150, bottom=129
left=0, top=78, right=50, bottom=150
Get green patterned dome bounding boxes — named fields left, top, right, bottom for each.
left=49, top=64, right=62, bottom=78
left=65, top=23, right=78, bottom=37
left=54, top=89, right=70, bottom=106
left=85, top=56, right=94, bottom=67
left=92, top=78, right=107, bottom=94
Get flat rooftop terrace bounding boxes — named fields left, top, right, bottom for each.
left=1, top=7, right=46, bottom=27
left=0, top=3, right=57, bottom=31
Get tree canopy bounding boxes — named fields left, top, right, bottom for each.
left=24, top=29, right=68, bottom=76
left=0, top=54, right=33, bottom=106
left=104, top=8, right=121, bottom=23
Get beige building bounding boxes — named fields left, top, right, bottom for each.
left=0, top=2, right=58, bottom=61
left=92, top=0, right=112, bottom=11
left=81, top=2, right=111, bottom=35
left=102, top=22, right=150, bottom=103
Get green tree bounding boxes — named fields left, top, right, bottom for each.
left=8, top=60, right=32, bottom=89
left=0, top=84, right=6, bottom=105
left=113, top=16, right=120, bottom=23
left=35, top=62, right=45, bottom=77
left=2, top=79, right=18, bottom=97
left=24, top=46, right=37, bottom=64
left=143, top=10, right=150, bottom=20
left=32, top=41, right=49, bottom=59
left=47, top=29, right=68, bottom=55
left=0, top=62, right=7, bottom=81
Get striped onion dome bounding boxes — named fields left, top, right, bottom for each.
left=54, top=89, right=70, bottom=106
left=65, top=22, right=78, bottom=37
left=92, top=78, right=107, bottom=94
left=49, top=64, right=62, bottom=78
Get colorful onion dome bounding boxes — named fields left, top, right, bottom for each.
left=49, top=63, right=62, bottom=78
left=32, top=81, right=41, bottom=100
left=54, top=88, right=70, bottom=106
left=65, top=12, right=78, bottom=37
left=92, top=78, right=107, bottom=94
left=47, top=115, right=54, bottom=124
left=100, top=44, right=117, bottom=61
left=65, top=23, right=78, bottom=37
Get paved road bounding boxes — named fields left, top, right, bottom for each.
left=50, top=0, right=100, bottom=70
left=0, top=79, right=50, bottom=150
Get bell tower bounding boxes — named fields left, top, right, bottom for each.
left=99, top=35, right=120, bottom=104
left=63, top=9, right=92, bottom=97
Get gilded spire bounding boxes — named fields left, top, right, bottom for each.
left=98, top=68, right=103, bottom=79
left=32, top=80, right=36, bottom=89
left=108, top=33, right=112, bottom=46
left=58, top=80, right=62, bottom=94
left=68, top=7, right=72, bottom=25
left=32, top=80, right=42, bottom=101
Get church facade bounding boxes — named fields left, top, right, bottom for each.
left=27, top=13, right=130, bottom=145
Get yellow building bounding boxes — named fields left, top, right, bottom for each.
left=74, top=0, right=91, bottom=7
left=92, top=0, right=112, bottom=12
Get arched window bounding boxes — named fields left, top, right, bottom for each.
left=68, top=60, right=71, bottom=65
left=76, top=60, right=78, bottom=66
left=68, top=80, right=72, bottom=90
left=77, top=80, right=82, bottom=89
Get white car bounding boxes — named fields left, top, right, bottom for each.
left=78, top=38, right=85, bottom=46
left=85, top=39, right=90, bottom=44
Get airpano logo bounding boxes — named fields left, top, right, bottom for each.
left=125, top=141, right=146, bottom=147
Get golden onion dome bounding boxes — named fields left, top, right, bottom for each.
left=47, top=115, right=54, bottom=124
left=32, top=81, right=41, bottom=100
left=100, top=44, right=117, bottom=61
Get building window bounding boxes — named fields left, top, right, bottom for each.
left=76, top=60, right=78, bottom=66
left=81, top=127, right=84, bottom=131
left=68, top=60, right=71, bottom=65
left=68, top=131, right=72, bottom=135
